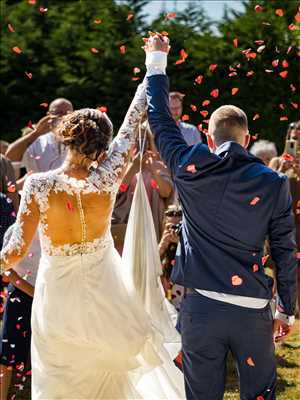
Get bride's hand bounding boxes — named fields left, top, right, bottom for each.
left=143, top=32, right=170, bottom=54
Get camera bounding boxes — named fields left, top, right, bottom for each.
left=286, top=138, right=298, bottom=158
left=171, top=223, right=182, bottom=235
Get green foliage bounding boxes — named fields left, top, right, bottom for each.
left=0, top=0, right=299, bottom=154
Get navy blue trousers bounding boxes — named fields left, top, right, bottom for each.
left=179, top=292, right=276, bottom=400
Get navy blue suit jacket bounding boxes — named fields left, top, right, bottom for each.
left=146, top=74, right=297, bottom=316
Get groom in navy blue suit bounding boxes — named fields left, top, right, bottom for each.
left=144, top=35, right=297, bottom=399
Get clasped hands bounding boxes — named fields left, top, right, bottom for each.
left=143, top=31, right=170, bottom=54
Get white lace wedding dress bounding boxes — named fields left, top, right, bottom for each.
left=0, top=84, right=184, bottom=399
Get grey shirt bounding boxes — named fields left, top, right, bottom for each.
left=178, top=121, right=202, bottom=146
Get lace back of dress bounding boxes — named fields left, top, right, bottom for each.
left=75, top=192, right=87, bottom=254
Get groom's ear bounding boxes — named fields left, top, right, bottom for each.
left=207, top=134, right=215, bottom=152
left=243, top=133, right=251, bottom=149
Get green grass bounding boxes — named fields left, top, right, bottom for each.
left=8, top=321, right=300, bottom=399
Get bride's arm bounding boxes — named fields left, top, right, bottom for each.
left=0, top=175, right=39, bottom=273
left=102, top=83, right=147, bottom=181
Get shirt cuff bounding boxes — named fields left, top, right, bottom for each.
left=145, top=51, right=167, bottom=76
left=274, top=311, right=295, bottom=326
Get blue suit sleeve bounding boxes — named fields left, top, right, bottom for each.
left=268, top=176, right=298, bottom=316
left=146, top=74, right=212, bottom=175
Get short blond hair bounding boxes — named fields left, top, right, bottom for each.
left=209, top=105, right=248, bottom=146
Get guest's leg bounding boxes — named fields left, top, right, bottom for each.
left=229, top=305, right=276, bottom=400
left=180, top=294, right=229, bottom=400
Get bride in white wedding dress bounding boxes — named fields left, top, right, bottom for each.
left=0, top=84, right=184, bottom=399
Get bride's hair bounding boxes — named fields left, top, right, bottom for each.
left=56, top=108, right=113, bottom=161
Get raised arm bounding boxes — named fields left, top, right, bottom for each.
left=0, top=175, right=39, bottom=272
left=102, top=83, right=147, bottom=180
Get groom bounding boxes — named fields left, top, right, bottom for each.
left=144, top=34, right=297, bottom=399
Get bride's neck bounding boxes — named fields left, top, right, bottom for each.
left=62, top=151, right=92, bottom=176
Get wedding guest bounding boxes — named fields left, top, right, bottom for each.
left=169, top=92, right=202, bottom=145
left=250, top=139, right=277, bottom=166
left=269, top=121, right=300, bottom=315
left=5, top=98, right=73, bottom=175
left=159, top=205, right=184, bottom=311
left=112, top=123, right=173, bottom=253
left=0, top=141, right=9, bottom=155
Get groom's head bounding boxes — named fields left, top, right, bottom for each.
left=207, top=105, right=250, bottom=151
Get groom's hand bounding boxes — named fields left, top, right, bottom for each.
left=143, top=32, right=170, bottom=54
left=273, top=319, right=292, bottom=343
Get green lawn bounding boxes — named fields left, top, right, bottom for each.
left=8, top=321, right=300, bottom=399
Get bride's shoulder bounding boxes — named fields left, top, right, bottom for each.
left=23, top=170, right=59, bottom=193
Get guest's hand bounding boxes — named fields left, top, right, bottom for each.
left=273, top=319, right=292, bottom=343
left=143, top=32, right=170, bottom=54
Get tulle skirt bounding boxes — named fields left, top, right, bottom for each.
left=31, top=242, right=184, bottom=399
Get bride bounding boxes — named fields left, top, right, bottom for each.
left=0, top=80, right=184, bottom=398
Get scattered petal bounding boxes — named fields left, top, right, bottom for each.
left=290, top=84, right=296, bottom=92
left=119, top=45, right=126, bottom=54
left=200, top=110, right=209, bottom=118
left=233, top=38, right=238, bottom=48
left=272, top=59, right=279, bottom=67
left=25, top=71, right=32, bottom=79
left=8, top=23, right=15, bottom=32
left=282, top=60, right=289, bottom=68
left=257, top=45, right=266, bottom=53
left=246, top=70, right=255, bottom=77
left=119, top=183, right=128, bottom=193
left=12, top=46, right=22, bottom=54
left=279, top=70, right=288, bottom=78
left=97, top=106, right=107, bottom=113
left=257, top=396, right=265, bottom=400
left=151, top=179, right=159, bottom=189
left=282, top=153, right=294, bottom=161
left=275, top=9, right=284, bottom=17
left=209, top=64, right=218, bottom=72
left=253, top=264, right=259, bottom=272
left=296, top=252, right=300, bottom=259
left=175, top=49, right=188, bottom=65
left=253, top=114, right=260, bottom=120
left=279, top=103, right=285, bottom=110
left=90, top=47, right=99, bottom=54
left=255, top=40, right=265, bottom=45
left=265, top=69, right=273, bottom=73
left=295, top=11, right=300, bottom=23
left=288, top=24, right=297, bottom=31
left=232, top=275, right=243, bottom=286
left=250, top=196, right=260, bottom=205
left=262, top=255, right=269, bottom=266
left=181, top=114, right=190, bottom=121
left=252, top=134, right=258, bottom=141
left=39, top=7, right=48, bottom=13
left=190, top=104, right=197, bottom=112
left=195, top=75, right=204, bottom=85
left=131, top=77, right=140, bottom=81
left=280, top=116, right=288, bottom=121
left=40, top=102, right=48, bottom=108
left=246, top=357, right=255, bottom=367
left=186, top=164, right=197, bottom=173
left=254, top=5, right=263, bottom=13
left=287, top=46, right=293, bottom=54
left=210, top=89, right=219, bottom=98
left=231, top=87, right=239, bottom=96
left=27, top=120, right=33, bottom=129
left=165, top=12, right=177, bottom=20
left=133, top=67, right=140, bottom=74
left=94, top=19, right=102, bottom=24
left=202, top=99, right=210, bottom=106
left=291, top=102, right=298, bottom=109
left=66, top=201, right=74, bottom=212
left=27, top=0, right=36, bottom=4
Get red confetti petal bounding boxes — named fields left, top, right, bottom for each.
left=186, top=164, right=197, bottom=173
left=253, top=114, right=260, bottom=121
left=25, top=71, right=32, bottom=79
left=233, top=38, right=238, bottom=48
left=195, top=75, right=204, bottom=85
left=257, top=396, right=265, bottom=400
left=40, top=102, right=48, bottom=108
left=181, top=114, right=190, bottom=121
left=202, top=100, right=210, bottom=106
left=272, top=59, right=279, bottom=68
left=12, top=46, right=22, bottom=54
left=287, top=46, right=293, bottom=55
left=290, top=84, right=296, bottom=92
left=209, top=64, right=218, bottom=72
left=280, top=116, right=288, bottom=121
left=291, top=102, right=299, bottom=109
left=165, top=12, right=177, bottom=20
left=252, top=134, right=258, bottom=141
left=295, top=11, right=300, bottom=23
left=151, top=179, right=158, bottom=189
left=296, top=252, right=300, bottom=259
left=279, top=103, right=285, bottom=110
left=90, top=47, right=99, bottom=54
left=8, top=23, right=15, bottom=32
left=246, top=70, right=255, bottom=77
left=131, top=77, right=140, bottom=81
left=27, top=120, right=33, bottom=129
left=275, top=9, right=284, bottom=17
left=190, top=104, right=197, bottom=112
left=254, top=5, right=263, bottom=13
left=97, top=106, right=107, bottom=113
left=247, top=52, right=257, bottom=59
left=27, top=0, right=36, bottom=4
left=200, top=110, right=209, bottom=118
left=288, top=24, right=297, bottom=31
left=279, top=70, right=288, bottom=78
left=127, top=13, right=134, bottom=21
left=171, top=259, right=176, bottom=266
left=231, top=87, right=239, bottom=96
left=210, top=89, right=219, bottom=98
left=66, top=201, right=74, bottom=212
left=175, top=49, right=188, bottom=65
left=253, top=264, right=259, bottom=272
left=119, top=183, right=128, bottom=193
left=255, top=40, right=265, bottom=45
left=246, top=357, right=255, bottom=366
left=257, top=45, right=266, bottom=53
left=133, top=67, right=140, bottom=74
left=232, top=275, right=243, bottom=286
left=39, top=7, right=48, bottom=13
left=262, top=255, right=269, bottom=266
left=282, top=60, right=289, bottom=68
left=16, top=324, right=21, bottom=330
left=119, top=45, right=126, bottom=54
left=94, top=19, right=102, bottom=24
left=250, top=196, right=260, bottom=205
